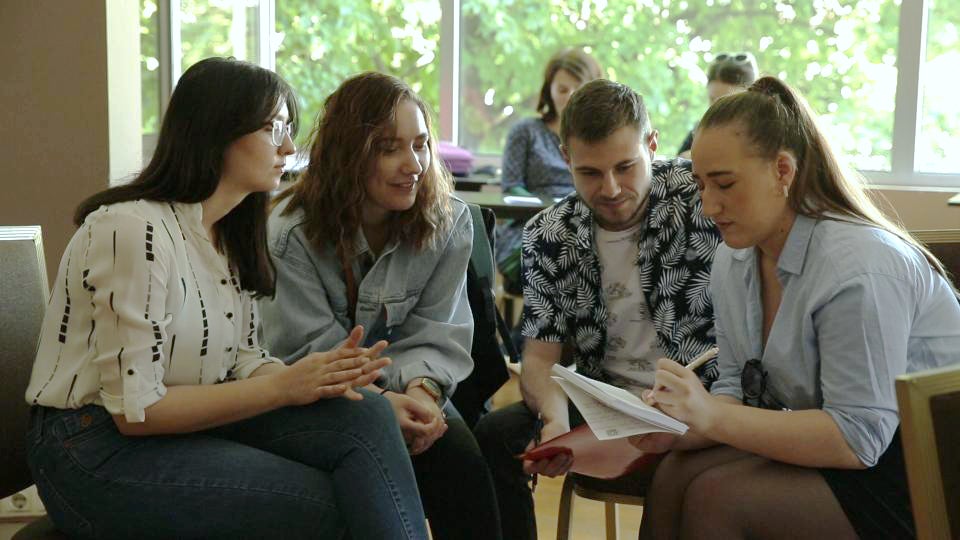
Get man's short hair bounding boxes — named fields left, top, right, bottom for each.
left=559, top=79, right=651, bottom=146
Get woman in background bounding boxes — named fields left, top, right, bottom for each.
left=496, top=47, right=602, bottom=295
left=676, top=51, right=758, bottom=158
left=635, top=76, right=960, bottom=539
left=261, top=71, right=501, bottom=540
left=24, top=57, right=427, bottom=540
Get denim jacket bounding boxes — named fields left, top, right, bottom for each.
left=520, top=158, right=721, bottom=384
left=259, top=197, right=475, bottom=396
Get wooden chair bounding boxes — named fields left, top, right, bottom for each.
left=0, top=226, right=67, bottom=539
left=895, top=364, right=960, bottom=540
left=556, top=471, right=649, bottom=540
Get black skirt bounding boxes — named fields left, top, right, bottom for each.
left=818, top=430, right=915, bottom=539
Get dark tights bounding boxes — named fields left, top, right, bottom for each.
left=639, top=445, right=858, bottom=540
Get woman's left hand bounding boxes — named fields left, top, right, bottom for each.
left=647, top=358, right=717, bottom=432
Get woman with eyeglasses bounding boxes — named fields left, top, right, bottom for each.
left=633, top=76, right=960, bottom=539
left=676, top=51, right=759, bottom=159
left=24, top=57, right=428, bottom=539
left=259, top=72, right=502, bottom=540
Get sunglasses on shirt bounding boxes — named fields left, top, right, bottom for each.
left=741, top=358, right=792, bottom=411
left=741, top=358, right=767, bottom=408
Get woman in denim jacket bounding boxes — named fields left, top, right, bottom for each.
left=260, top=72, right=501, bottom=540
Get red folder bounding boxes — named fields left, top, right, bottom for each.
left=519, top=424, right=661, bottom=479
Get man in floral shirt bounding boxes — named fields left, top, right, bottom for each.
left=475, top=79, right=722, bottom=540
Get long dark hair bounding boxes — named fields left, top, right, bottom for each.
left=74, top=57, right=298, bottom=296
left=277, top=72, right=452, bottom=259
left=698, top=76, right=949, bottom=280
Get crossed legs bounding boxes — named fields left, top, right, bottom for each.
left=639, top=445, right=858, bottom=540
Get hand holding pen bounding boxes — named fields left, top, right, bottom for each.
left=521, top=413, right=573, bottom=489
left=644, top=347, right=720, bottom=428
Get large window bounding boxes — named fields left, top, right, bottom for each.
left=142, top=0, right=960, bottom=188
left=460, top=1, right=897, bottom=173
left=140, top=0, right=266, bottom=156
left=918, top=0, right=960, bottom=174
left=274, top=0, right=441, bottom=145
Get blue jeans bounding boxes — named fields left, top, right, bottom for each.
left=27, top=389, right=428, bottom=540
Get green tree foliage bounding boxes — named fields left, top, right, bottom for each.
left=140, top=1, right=960, bottom=175
left=275, top=0, right=441, bottom=145
left=460, top=0, right=899, bottom=171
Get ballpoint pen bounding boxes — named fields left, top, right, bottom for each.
left=530, top=412, right=543, bottom=492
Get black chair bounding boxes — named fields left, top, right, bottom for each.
left=451, top=204, right=517, bottom=429
left=0, top=226, right=67, bottom=539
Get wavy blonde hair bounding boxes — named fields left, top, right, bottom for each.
left=276, top=72, right=453, bottom=258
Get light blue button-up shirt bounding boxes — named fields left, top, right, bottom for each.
left=710, top=214, right=960, bottom=466
left=259, top=196, right=475, bottom=397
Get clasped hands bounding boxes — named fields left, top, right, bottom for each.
left=383, top=384, right=447, bottom=456
left=278, top=325, right=391, bottom=405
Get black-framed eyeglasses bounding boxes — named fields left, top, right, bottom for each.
left=714, top=52, right=755, bottom=64
left=741, top=358, right=767, bottom=408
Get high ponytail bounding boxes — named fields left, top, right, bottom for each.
left=697, top=76, right=951, bottom=282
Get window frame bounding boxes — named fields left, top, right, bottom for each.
left=144, top=0, right=960, bottom=189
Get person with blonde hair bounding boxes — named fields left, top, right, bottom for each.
left=24, top=57, right=427, bottom=539
left=261, top=71, right=501, bottom=540
left=634, top=76, right=960, bottom=539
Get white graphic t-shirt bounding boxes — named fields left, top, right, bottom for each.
left=595, top=222, right=665, bottom=394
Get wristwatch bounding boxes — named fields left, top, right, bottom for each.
left=408, top=377, right=444, bottom=407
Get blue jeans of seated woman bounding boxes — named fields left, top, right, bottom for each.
left=26, top=389, right=428, bottom=540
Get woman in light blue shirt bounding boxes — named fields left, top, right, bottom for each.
left=633, top=76, right=960, bottom=539
left=260, top=72, right=501, bottom=540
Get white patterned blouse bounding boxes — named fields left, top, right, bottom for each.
left=25, top=200, right=282, bottom=422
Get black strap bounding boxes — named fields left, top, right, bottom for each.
left=466, top=204, right=519, bottom=363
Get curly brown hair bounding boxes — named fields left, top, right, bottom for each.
left=276, top=72, right=453, bottom=258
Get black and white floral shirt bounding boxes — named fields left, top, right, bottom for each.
left=519, top=158, right=722, bottom=385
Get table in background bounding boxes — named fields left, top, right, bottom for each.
left=452, top=174, right=500, bottom=192
left=455, top=191, right=552, bottom=221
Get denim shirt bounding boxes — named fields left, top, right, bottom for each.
left=259, top=197, right=475, bottom=396
left=710, top=214, right=960, bottom=466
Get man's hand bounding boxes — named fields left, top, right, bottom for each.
left=521, top=419, right=573, bottom=478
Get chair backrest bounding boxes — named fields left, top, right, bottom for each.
left=911, top=229, right=960, bottom=291
left=450, top=204, right=514, bottom=428
left=0, top=226, right=49, bottom=499
left=895, top=363, right=960, bottom=540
